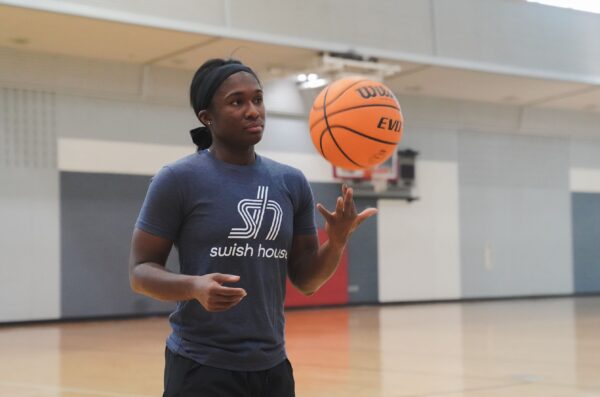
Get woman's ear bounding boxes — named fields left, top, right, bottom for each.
left=197, top=110, right=212, bottom=127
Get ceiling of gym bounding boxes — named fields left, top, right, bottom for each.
left=1, top=4, right=598, bottom=114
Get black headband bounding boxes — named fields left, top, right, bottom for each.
left=190, top=63, right=257, bottom=150
left=192, top=63, right=256, bottom=114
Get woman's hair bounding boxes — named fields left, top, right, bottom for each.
left=189, top=58, right=260, bottom=150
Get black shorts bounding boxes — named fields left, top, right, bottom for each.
left=163, top=348, right=295, bottom=397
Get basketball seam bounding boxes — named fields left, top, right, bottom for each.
left=309, top=103, right=401, bottom=130
left=322, top=87, right=364, bottom=168
left=319, top=125, right=400, bottom=145
left=319, top=129, right=326, bottom=157
left=312, top=79, right=369, bottom=110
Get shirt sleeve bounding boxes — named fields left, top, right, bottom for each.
left=135, top=166, right=183, bottom=241
left=293, top=171, right=317, bottom=236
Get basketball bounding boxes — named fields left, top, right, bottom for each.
left=309, top=77, right=403, bottom=170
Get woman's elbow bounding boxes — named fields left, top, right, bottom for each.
left=128, top=264, right=143, bottom=293
left=289, top=276, right=318, bottom=296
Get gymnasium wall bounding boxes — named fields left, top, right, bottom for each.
left=2, top=45, right=600, bottom=322
left=457, top=132, right=572, bottom=298
left=1, top=87, right=61, bottom=322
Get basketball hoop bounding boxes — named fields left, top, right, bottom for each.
left=332, top=151, right=398, bottom=192
left=331, top=149, right=419, bottom=201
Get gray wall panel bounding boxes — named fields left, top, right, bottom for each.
left=0, top=86, right=61, bottom=322
left=459, top=132, right=573, bottom=297
left=229, top=0, right=434, bottom=55
left=57, top=94, right=194, bottom=146
left=309, top=183, right=379, bottom=303
left=46, top=0, right=228, bottom=26
left=60, top=172, right=176, bottom=318
left=346, top=197, right=379, bottom=303
left=399, top=125, right=458, bottom=163
left=0, top=168, right=61, bottom=322
left=521, top=107, right=600, bottom=139
left=434, top=0, right=600, bottom=77
left=570, top=140, right=600, bottom=169
left=397, top=94, right=522, bottom=136
left=572, top=193, right=600, bottom=293
left=459, top=132, right=568, bottom=189
left=258, top=117, right=313, bottom=154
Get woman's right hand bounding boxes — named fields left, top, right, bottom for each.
left=192, top=273, right=247, bottom=312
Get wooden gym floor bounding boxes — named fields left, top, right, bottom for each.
left=1, top=296, right=599, bottom=397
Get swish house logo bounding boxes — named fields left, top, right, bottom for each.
left=210, top=186, right=287, bottom=258
left=228, top=186, right=282, bottom=240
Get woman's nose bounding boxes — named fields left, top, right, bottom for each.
left=245, top=102, right=260, bottom=118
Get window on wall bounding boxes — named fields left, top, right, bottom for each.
left=527, top=0, right=600, bottom=14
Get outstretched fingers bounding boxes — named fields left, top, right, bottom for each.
left=316, top=203, right=334, bottom=223
left=356, top=207, right=378, bottom=226
left=336, top=196, right=344, bottom=214
left=342, top=185, right=357, bottom=216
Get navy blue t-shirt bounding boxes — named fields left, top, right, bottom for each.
left=135, top=150, right=316, bottom=371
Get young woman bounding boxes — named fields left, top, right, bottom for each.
left=129, top=58, right=377, bottom=396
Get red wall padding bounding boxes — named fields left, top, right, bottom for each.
left=285, top=229, right=349, bottom=307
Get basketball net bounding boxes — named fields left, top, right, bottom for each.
left=367, top=168, right=390, bottom=192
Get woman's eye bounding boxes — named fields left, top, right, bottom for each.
left=254, top=97, right=263, bottom=104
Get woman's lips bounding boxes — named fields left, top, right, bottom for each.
left=244, top=124, right=263, bottom=133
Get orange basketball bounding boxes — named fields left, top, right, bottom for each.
left=309, top=77, right=403, bottom=170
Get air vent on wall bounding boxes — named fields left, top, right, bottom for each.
left=0, top=87, right=56, bottom=169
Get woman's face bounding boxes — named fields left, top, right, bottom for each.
left=204, top=71, right=265, bottom=149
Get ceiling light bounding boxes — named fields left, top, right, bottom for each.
left=296, top=73, right=308, bottom=82
left=299, top=78, right=328, bottom=89
left=307, top=73, right=318, bottom=81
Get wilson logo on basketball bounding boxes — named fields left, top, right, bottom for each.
left=355, top=85, right=395, bottom=99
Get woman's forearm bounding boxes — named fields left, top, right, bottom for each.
left=129, top=262, right=197, bottom=302
left=289, top=239, right=345, bottom=296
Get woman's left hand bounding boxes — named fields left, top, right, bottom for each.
left=316, top=184, right=378, bottom=248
